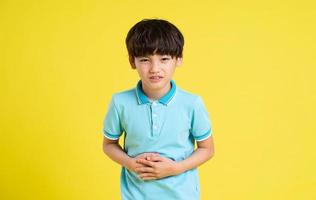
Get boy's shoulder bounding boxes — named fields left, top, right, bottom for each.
left=111, top=88, right=136, bottom=103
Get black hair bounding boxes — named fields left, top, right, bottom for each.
left=125, top=19, right=184, bottom=60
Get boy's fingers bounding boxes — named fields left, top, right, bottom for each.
left=138, top=154, right=148, bottom=159
left=135, top=163, right=149, bottom=168
left=138, top=172, right=154, bottom=177
left=137, top=152, right=160, bottom=159
left=136, top=159, right=155, bottom=167
left=136, top=153, right=147, bottom=159
left=143, top=153, right=160, bottom=160
left=147, top=156, right=163, bottom=162
left=147, top=152, right=159, bottom=156
left=135, top=167, right=154, bottom=173
left=138, top=173, right=156, bottom=180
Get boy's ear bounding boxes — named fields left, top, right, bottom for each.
left=176, top=57, right=183, bottom=67
left=129, top=56, right=136, bottom=69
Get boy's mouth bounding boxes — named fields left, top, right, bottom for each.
left=149, top=75, right=163, bottom=79
left=149, top=76, right=163, bottom=82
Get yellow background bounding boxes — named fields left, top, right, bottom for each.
left=1, top=0, right=315, bottom=199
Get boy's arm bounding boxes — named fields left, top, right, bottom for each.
left=102, top=136, right=158, bottom=172
left=136, top=135, right=214, bottom=180
left=177, top=135, right=214, bottom=173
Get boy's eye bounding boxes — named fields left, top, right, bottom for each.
left=161, top=57, right=171, bottom=61
left=139, top=58, right=149, bottom=62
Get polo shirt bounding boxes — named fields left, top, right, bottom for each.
left=103, top=80, right=212, bottom=200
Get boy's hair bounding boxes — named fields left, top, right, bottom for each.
left=125, top=19, right=184, bottom=60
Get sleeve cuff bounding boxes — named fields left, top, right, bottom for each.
left=103, top=130, right=120, bottom=140
left=194, top=128, right=212, bottom=142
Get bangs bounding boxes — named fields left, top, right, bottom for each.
left=126, top=19, right=184, bottom=58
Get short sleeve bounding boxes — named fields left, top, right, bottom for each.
left=191, top=96, right=212, bottom=141
left=103, top=97, right=123, bottom=140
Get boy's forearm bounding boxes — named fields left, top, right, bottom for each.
left=176, top=147, right=214, bottom=174
left=103, top=142, right=131, bottom=169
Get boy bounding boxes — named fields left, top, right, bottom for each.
left=102, top=19, right=215, bottom=200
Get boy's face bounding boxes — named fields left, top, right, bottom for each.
left=129, top=54, right=182, bottom=94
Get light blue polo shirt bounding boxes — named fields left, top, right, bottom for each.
left=103, top=80, right=212, bottom=200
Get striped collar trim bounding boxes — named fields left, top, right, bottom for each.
left=135, top=80, right=177, bottom=106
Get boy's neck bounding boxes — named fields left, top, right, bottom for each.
left=141, top=82, right=171, bottom=101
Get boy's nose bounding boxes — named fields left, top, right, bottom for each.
left=149, top=62, right=160, bottom=73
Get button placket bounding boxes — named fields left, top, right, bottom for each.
left=151, top=101, right=159, bottom=136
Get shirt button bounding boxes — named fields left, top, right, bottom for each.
left=152, top=102, right=157, bottom=106
left=153, top=113, right=157, bottom=117
left=153, top=125, right=157, bottom=129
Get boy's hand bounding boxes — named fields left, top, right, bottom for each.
left=135, top=156, right=182, bottom=181
left=126, top=153, right=160, bottom=173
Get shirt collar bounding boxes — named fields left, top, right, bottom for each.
left=135, top=80, right=177, bottom=106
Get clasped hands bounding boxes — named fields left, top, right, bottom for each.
left=127, top=153, right=182, bottom=181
